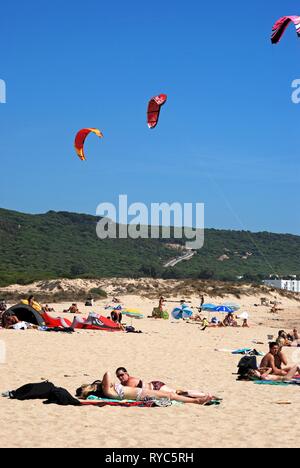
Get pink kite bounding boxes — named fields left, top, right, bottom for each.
left=147, top=94, right=167, bottom=129
left=271, top=16, right=300, bottom=44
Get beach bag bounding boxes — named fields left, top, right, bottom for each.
left=237, top=355, right=258, bottom=378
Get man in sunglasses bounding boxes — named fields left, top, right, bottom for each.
left=115, top=368, right=143, bottom=389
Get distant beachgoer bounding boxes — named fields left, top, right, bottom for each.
left=242, top=318, right=249, bottom=328
left=1, top=313, right=36, bottom=330
left=0, top=301, right=7, bottom=326
left=112, top=297, right=121, bottom=304
left=42, top=304, right=54, bottom=312
left=276, top=330, right=294, bottom=347
left=66, top=304, right=80, bottom=314
left=76, top=371, right=215, bottom=405
left=190, top=312, right=203, bottom=323
left=201, top=317, right=223, bottom=330
left=85, top=298, right=94, bottom=307
left=223, top=313, right=238, bottom=327
left=27, top=296, right=35, bottom=308
left=111, top=309, right=123, bottom=324
left=200, top=295, right=205, bottom=311
left=270, top=304, right=279, bottom=314
left=2, top=314, right=19, bottom=329
left=158, top=296, right=166, bottom=312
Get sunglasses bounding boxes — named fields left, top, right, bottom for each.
left=117, top=373, right=125, bottom=377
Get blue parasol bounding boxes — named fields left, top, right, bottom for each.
left=213, top=306, right=234, bottom=313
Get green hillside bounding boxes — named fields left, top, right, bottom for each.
left=0, top=208, right=299, bottom=286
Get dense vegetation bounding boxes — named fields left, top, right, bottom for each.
left=0, top=208, right=299, bottom=286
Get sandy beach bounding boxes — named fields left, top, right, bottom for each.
left=1, top=284, right=300, bottom=449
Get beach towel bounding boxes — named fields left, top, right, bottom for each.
left=232, top=348, right=264, bottom=356
left=82, top=397, right=155, bottom=407
left=254, top=381, right=289, bottom=386
left=254, top=380, right=300, bottom=386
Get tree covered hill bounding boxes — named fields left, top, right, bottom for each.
left=0, top=208, right=299, bottom=286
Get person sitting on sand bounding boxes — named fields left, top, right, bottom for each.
left=158, top=296, right=166, bottom=312
left=201, top=317, right=224, bottom=330
left=76, top=371, right=215, bottom=405
left=2, top=314, right=19, bottom=329
left=2, top=314, right=38, bottom=330
left=110, top=309, right=123, bottom=324
left=289, top=329, right=300, bottom=346
left=260, top=343, right=296, bottom=376
left=189, top=311, right=203, bottom=322
left=115, top=367, right=213, bottom=398
left=242, top=318, right=249, bottom=328
left=112, top=297, right=121, bottom=304
left=276, top=330, right=291, bottom=347
left=270, top=304, right=281, bottom=314
left=42, top=304, right=54, bottom=313
left=246, top=366, right=300, bottom=382
left=66, top=303, right=80, bottom=314
left=223, top=313, right=238, bottom=327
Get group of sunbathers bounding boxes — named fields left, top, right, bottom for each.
left=190, top=312, right=249, bottom=329
left=244, top=340, right=300, bottom=381
left=276, top=329, right=300, bottom=347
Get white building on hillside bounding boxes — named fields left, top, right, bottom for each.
left=263, top=279, right=300, bottom=293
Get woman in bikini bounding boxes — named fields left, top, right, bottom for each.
left=246, top=366, right=300, bottom=382
left=76, top=371, right=215, bottom=405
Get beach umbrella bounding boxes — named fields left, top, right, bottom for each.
left=222, top=302, right=240, bottom=311
left=172, top=307, right=184, bottom=320
left=182, top=307, right=193, bottom=319
left=201, top=303, right=217, bottom=311
left=123, top=308, right=144, bottom=327
left=123, top=308, right=144, bottom=319
left=213, top=306, right=234, bottom=313
left=172, top=306, right=193, bottom=320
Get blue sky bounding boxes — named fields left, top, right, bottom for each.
left=1, top=0, right=300, bottom=234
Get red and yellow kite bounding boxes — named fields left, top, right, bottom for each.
left=74, top=128, right=103, bottom=161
